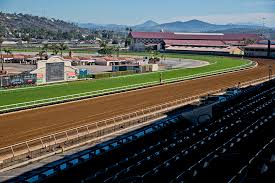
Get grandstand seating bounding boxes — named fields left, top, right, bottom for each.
left=44, top=79, right=275, bottom=183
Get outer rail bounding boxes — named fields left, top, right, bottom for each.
left=0, top=61, right=255, bottom=113
left=0, top=74, right=273, bottom=171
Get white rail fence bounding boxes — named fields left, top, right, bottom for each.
left=0, top=89, right=220, bottom=165
left=0, top=61, right=255, bottom=113
left=0, top=74, right=272, bottom=168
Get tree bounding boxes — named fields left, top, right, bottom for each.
left=51, top=44, right=60, bottom=55
left=113, top=46, right=120, bottom=57
left=1, top=48, right=12, bottom=71
left=243, top=38, right=256, bottom=45
left=152, top=51, right=159, bottom=59
left=98, top=40, right=107, bottom=48
left=148, top=50, right=160, bottom=64
left=0, top=36, right=3, bottom=71
left=112, top=39, right=119, bottom=45
left=3, top=48, right=12, bottom=56
left=98, top=40, right=114, bottom=55
left=125, top=37, right=132, bottom=48
left=145, top=47, right=153, bottom=58
left=21, top=35, right=31, bottom=42
left=160, top=54, right=165, bottom=60
left=42, top=43, right=49, bottom=55
left=98, top=47, right=114, bottom=55
left=59, top=43, right=68, bottom=57
left=38, top=50, right=46, bottom=60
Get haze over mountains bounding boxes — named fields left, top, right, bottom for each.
left=1, top=12, right=274, bottom=39
left=79, top=19, right=270, bottom=33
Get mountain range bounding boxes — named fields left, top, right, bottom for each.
left=79, top=19, right=270, bottom=33
left=0, top=12, right=273, bottom=40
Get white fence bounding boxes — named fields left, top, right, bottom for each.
left=0, top=61, right=255, bottom=113
left=0, top=89, right=220, bottom=166
left=0, top=74, right=272, bottom=169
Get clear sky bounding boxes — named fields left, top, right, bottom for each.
left=0, top=0, right=275, bottom=26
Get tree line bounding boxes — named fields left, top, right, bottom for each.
left=38, top=43, right=69, bottom=58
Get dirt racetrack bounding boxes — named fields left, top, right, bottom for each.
left=0, top=58, right=274, bottom=148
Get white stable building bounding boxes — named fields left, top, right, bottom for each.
left=31, top=56, right=77, bottom=85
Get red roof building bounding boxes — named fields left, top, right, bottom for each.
left=244, top=44, right=275, bottom=58
left=164, top=40, right=226, bottom=47
left=128, top=31, right=261, bottom=53
left=244, top=44, right=275, bottom=49
left=129, top=32, right=261, bottom=41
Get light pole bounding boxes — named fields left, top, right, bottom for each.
left=269, top=65, right=272, bottom=80
left=0, top=37, right=3, bottom=71
left=262, top=17, right=266, bottom=39
left=116, top=46, right=120, bottom=58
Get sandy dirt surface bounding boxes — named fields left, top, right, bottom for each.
left=0, top=58, right=274, bottom=148
left=2, top=63, right=36, bottom=75
left=159, top=59, right=209, bottom=69
left=74, top=59, right=208, bottom=74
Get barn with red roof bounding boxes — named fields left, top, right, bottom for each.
left=128, top=31, right=262, bottom=55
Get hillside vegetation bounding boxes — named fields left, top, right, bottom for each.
left=0, top=12, right=86, bottom=40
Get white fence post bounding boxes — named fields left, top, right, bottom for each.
left=10, top=146, right=15, bottom=158
left=40, top=138, right=44, bottom=149
left=25, top=142, right=31, bottom=153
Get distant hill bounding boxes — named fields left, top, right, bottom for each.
left=1, top=12, right=273, bottom=40
left=141, top=19, right=265, bottom=32
left=133, top=20, right=159, bottom=29
left=0, top=12, right=87, bottom=40
left=79, top=23, right=127, bottom=32
left=78, top=20, right=159, bottom=32
left=158, top=20, right=217, bottom=32
left=79, top=19, right=268, bottom=33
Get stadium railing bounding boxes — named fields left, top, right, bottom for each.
left=0, top=89, right=221, bottom=170
left=0, top=61, right=256, bottom=113
left=0, top=75, right=273, bottom=170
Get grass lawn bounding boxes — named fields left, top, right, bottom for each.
left=0, top=54, right=249, bottom=106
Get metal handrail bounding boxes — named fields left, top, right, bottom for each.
left=0, top=90, right=218, bottom=160
left=0, top=74, right=272, bottom=165
left=0, top=61, right=255, bottom=112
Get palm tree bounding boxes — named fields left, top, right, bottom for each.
left=125, top=37, right=132, bottom=48
left=98, top=40, right=107, bottom=49
left=0, top=37, right=3, bottom=71
left=152, top=51, right=159, bottom=58
left=51, top=44, right=60, bottom=55
left=98, top=40, right=114, bottom=55
left=1, top=48, right=11, bottom=69
left=160, top=54, right=165, bottom=61
left=3, top=48, right=12, bottom=56
left=38, top=50, right=46, bottom=60
left=59, top=43, right=68, bottom=57
left=42, top=43, right=49, bottom=55
left=114, top=46, right=120, bottom=57
left=145, top=47, right=153, bottom=58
